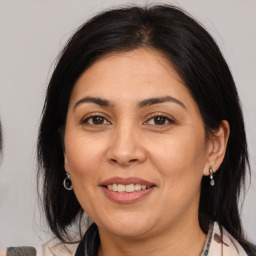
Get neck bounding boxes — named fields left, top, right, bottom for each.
left=97, top=214, right=206, bottom=256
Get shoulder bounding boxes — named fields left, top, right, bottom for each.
left=208, top=222, right=254, bottom=256
left=40, top=239, right=79, bottom=256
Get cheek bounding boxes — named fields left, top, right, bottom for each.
left=148, top=133, right=206, bottom=218
left=148, top=130, right=207, bottom=188
left=65, top=135, right=105, bottom=174
left=64, top=135, right=108, bottom=213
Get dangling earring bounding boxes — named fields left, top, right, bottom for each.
left=209, top=167, right=215, bottom=186
left=63, top=172, right=73, bottom=190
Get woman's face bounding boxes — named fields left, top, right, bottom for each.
left=64, top=48, right=212, bottom=238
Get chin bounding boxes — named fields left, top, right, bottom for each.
left=97, top=212, right=155, bottom=238
left=106, top=223, right=152, bottom=238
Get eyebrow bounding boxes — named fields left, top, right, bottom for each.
left=73, top=97, right=114, bottom=110
left=138, top=96, right=186, bottom=109
left=73, top=95, right=186, bottom=110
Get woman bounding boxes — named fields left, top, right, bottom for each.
left=36, top=4, right=255, bottom=256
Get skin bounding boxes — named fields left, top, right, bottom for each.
left=64, top=48, right=229, bottom=256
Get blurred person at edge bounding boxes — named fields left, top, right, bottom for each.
left=0, top=121, right=4, bottom=256
left=0, top=121, right=2, bottom=156
left=3, top=4, right=256, bottom=256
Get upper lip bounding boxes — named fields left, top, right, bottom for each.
left=100, top=177, right=156, bottom=187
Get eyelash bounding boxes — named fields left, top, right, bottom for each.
left=80, top=113, right=111, bottom=126
left=81, top=113, right=175, bottom=127
left=144, top=114, right=175, bottom=126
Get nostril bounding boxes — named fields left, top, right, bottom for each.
left=110, top=158, right=138, bottom=164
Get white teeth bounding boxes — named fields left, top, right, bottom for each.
left=106, top=184, right=151, bottom=193
left=134, top=184, right=141, bottom=191
left=113, top=184, right=118, bottom=192
left=117, top=184, right=126, bottom=192
left=125, top=184, right=135, bottom=192
left=107, top=184, right=113, bottom=190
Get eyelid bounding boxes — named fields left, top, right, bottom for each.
left=143, top=112, right=176, bottom=125
left=80, top=112, right=112, bottom=125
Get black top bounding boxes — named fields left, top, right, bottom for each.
left=75, top=223, right=100, bottom=256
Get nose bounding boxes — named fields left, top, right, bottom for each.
left=106, top=124, right=146, bottom=167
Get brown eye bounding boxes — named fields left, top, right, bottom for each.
left=91, top=116, right=105, bottom=125
left=146, top=115, right=174, bottom=126
left=82, top=116, right=110, bottom=125
left=153, top=116, right=166, bottom=125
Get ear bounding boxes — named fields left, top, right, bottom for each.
left=203, top=120, right=230, bottom=176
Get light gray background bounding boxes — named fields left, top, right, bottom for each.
left=0, top=0, right=255, bottom=247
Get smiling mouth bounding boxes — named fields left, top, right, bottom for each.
left=104, top=184, right=155, bottom=193
left=100, top=177, right=156, bottom=203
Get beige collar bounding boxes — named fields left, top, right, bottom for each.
left=207, top=222, right=247, bottom=256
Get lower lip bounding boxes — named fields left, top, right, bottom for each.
left=101, top=186, right=155, bottom=204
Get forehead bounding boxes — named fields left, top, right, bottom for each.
left=70, top=48, right=189, bottom=104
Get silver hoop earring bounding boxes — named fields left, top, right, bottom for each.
left=209, top=167, right=215, bottom=186
left=63, top=172, right=73, bottom=190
